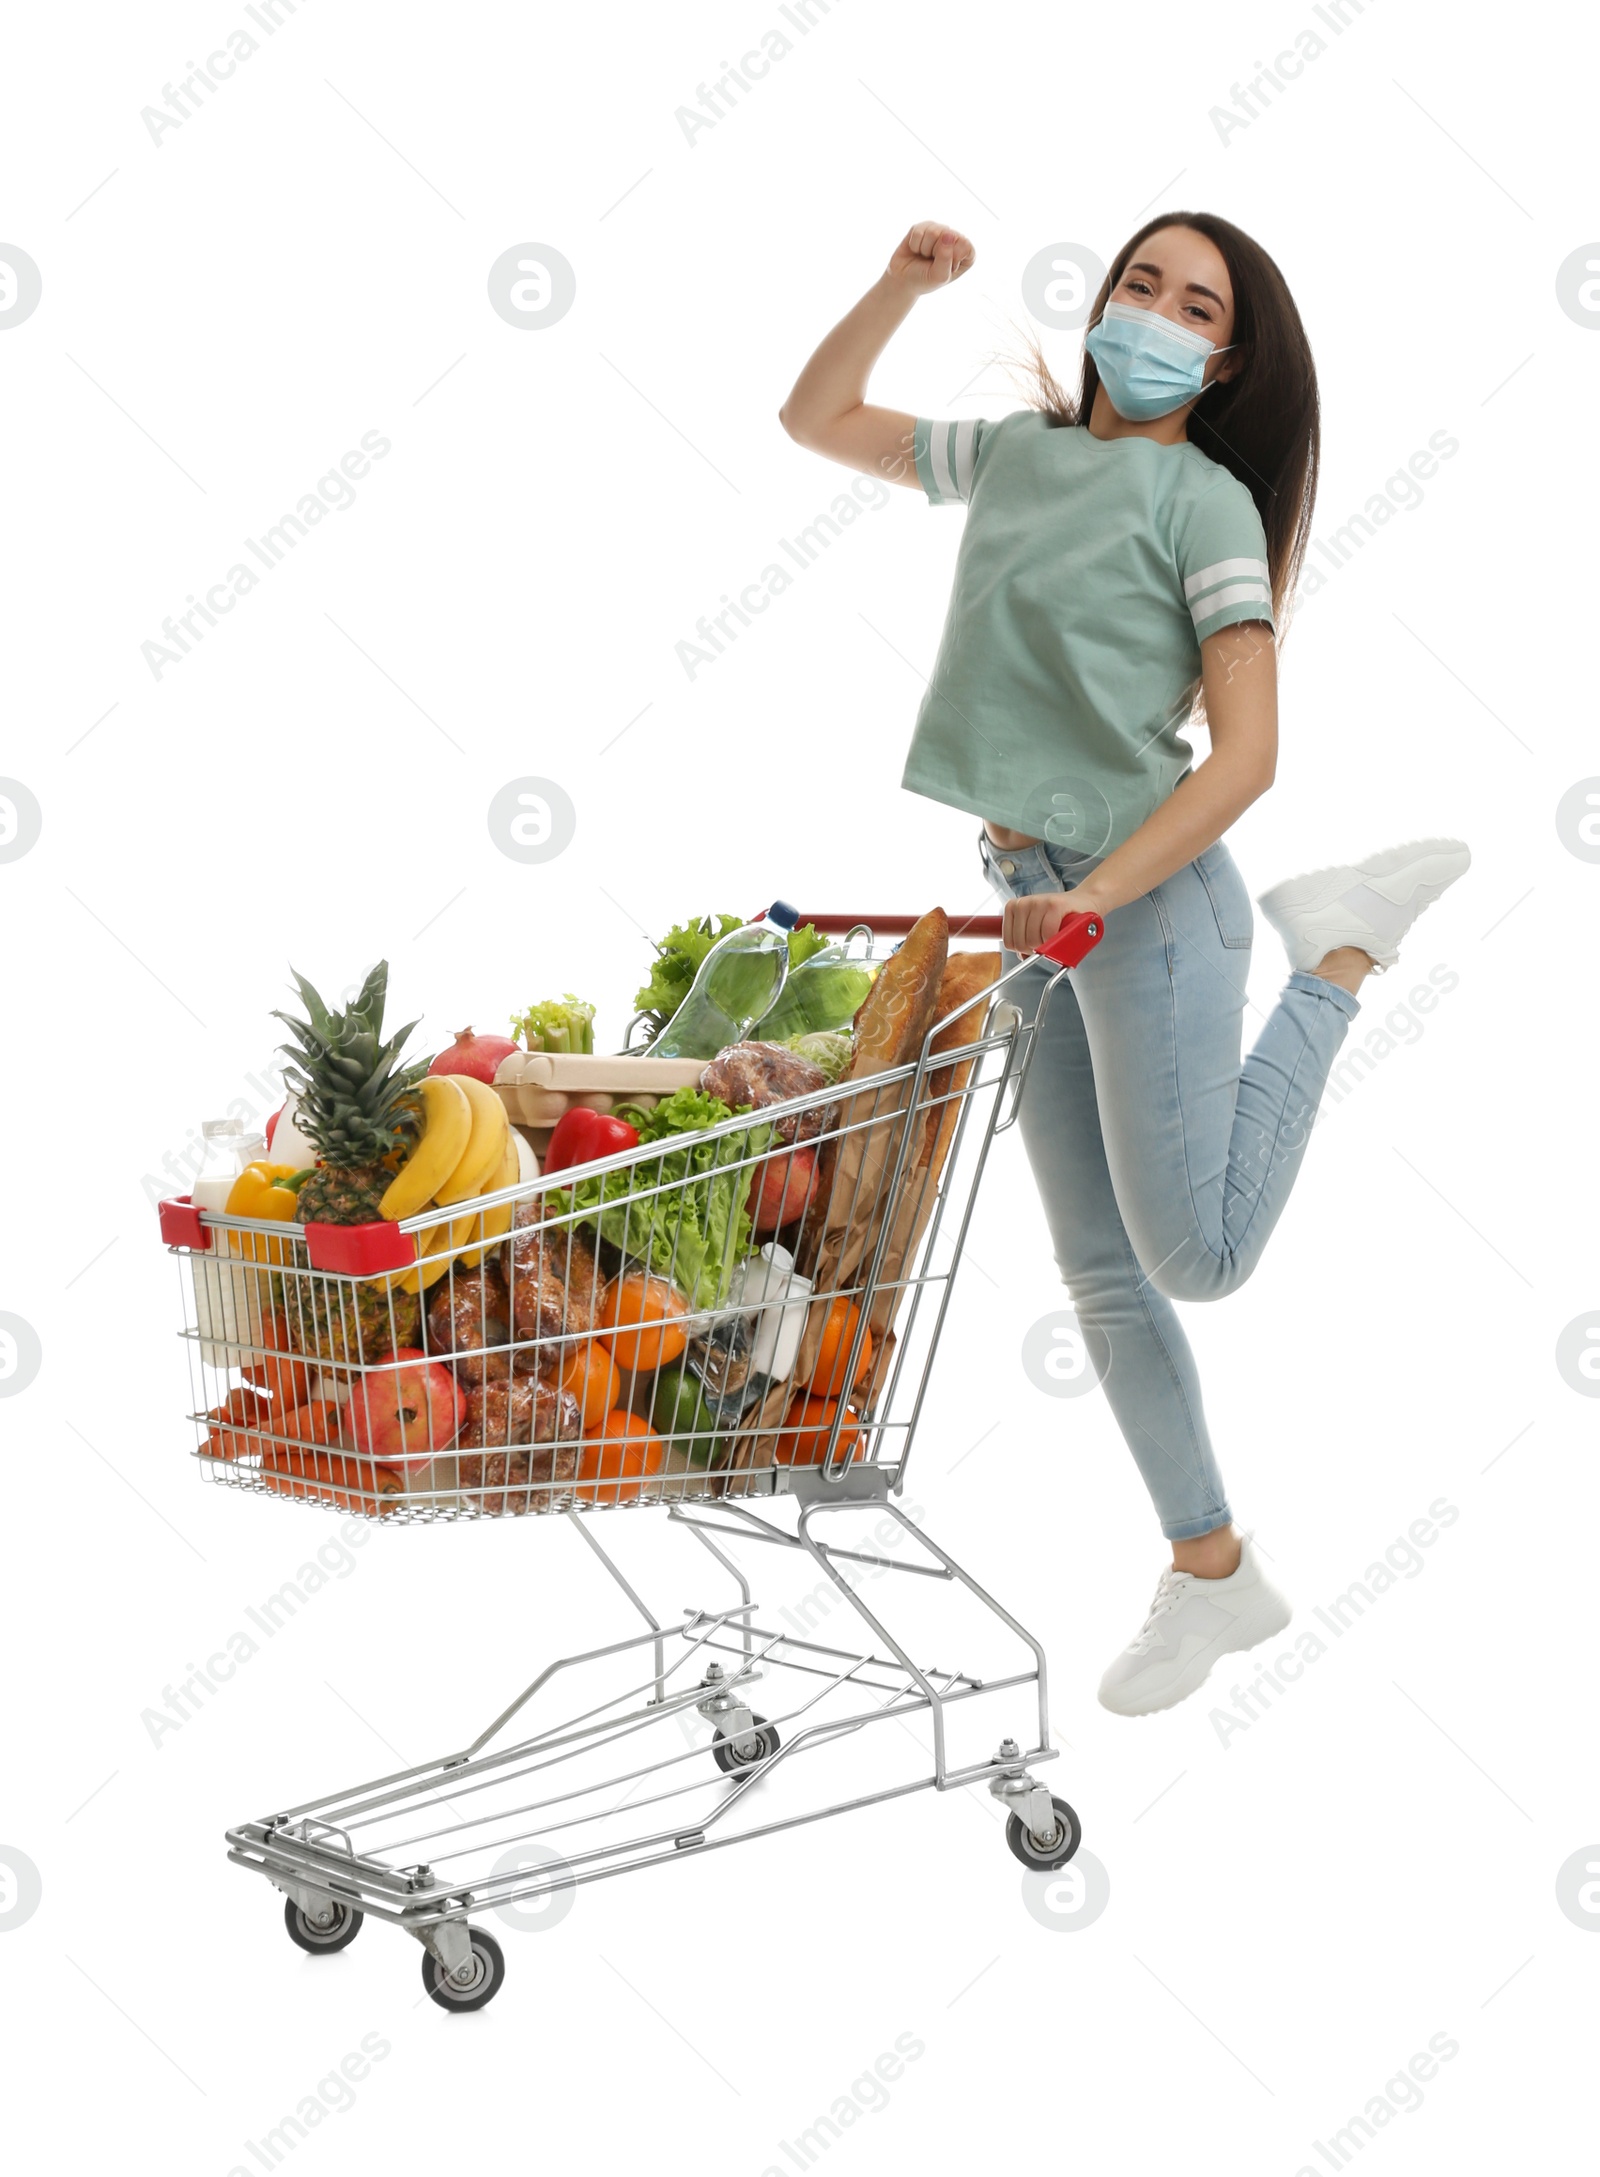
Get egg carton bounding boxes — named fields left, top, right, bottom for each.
left=492, top=1049, right=706, bottom=1154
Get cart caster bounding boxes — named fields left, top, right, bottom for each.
left=421, top=1926, right=505, bottom=2013
left=283, top=1896, right=364, bottom=1954
left=712, top=1714, right=781, bottom=1773
left=1004, top=1795, right=1082, bottom=1872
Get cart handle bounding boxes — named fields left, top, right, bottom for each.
left=798, top=909, right=1103, bottom=967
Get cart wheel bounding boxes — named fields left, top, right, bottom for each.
left=712, top=1714, right=781, bottom=1773
left=283, top=1896, right=364, bottom=1954
left=421, top=1927, right=505, bottom=2013
left=1005, top=1795, right=1082, bottom=1872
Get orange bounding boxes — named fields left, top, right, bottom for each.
left=574, top=1411, right=666, bottom=1505
left=559, top=1343, right=624, bottom=1430
left=597, top=1272, right=689, bottom=1373
left=778, top=1395, right=864, bottom=1467
left=807, top=1298, right=873, bottom=1399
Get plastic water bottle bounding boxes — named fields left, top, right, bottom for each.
left=653, top=902, right=798, bottom=1059
left=754, top=928, right=877, bottom=1040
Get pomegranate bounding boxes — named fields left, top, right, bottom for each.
left=345, top=1347, right=467, bottom=1469
left=428, top=1026, right=519, bottom=1085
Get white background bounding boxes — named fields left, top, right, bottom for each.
left=2, top=2, right=1596, bottom=2171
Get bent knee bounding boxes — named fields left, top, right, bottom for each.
left=1145, top=1247, right=1254, bottom=1304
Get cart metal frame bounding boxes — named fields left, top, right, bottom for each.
left=229, top=1486, right=1067, bottom=1990
left=175, top=909, right=1102, bottom=2008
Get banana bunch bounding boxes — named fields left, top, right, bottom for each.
left=380, top=1074, right=518, bottom=1294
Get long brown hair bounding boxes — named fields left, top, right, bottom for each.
left=1024, top=212, right=1319, bottom=633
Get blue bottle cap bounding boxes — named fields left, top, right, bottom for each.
left=767, top=900, right=798, bottom=930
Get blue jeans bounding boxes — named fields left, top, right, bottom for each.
left=982, top=830, right=1362, bottom=1540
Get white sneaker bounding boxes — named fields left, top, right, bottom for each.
left=1257, top=838, right=1470, bottom=974
left=1098, top=1536, right=1292, bottom=1717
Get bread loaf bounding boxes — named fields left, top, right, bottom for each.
left=857, top=950, right=1002, bottom=1345
left=842, top=908, right=950, bottom=1082
left=920, top=950, right=1002, bottom=1170
left=734, top=936, right=1004, bottom=1475
left=795, top=909, right=950, bottom=1271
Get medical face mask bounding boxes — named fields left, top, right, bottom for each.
left=1084, top=300, right=1232, bottom=422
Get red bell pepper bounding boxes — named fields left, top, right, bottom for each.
left=544, top=1107, right=641, bottom=1175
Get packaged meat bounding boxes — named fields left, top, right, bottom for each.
left=456, top=1444, right=580, bottom=1515
left=459, top=1377, right=582, bottom=1450
left=699, top=1041, right=831, bottom=1145
left=426, top=1266, right=514, bottom=1384
left=508, top=1206, right=610, bottom=1362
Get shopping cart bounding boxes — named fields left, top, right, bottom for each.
left=159, top=907, right=1101, bottom=2010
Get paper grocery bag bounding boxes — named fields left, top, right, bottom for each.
left=727, top=1080, right=930, bottom=1485
left=728, top=951, right=1001, bottom=1483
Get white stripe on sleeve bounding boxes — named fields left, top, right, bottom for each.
left=1191, top=580, right=1273, bottom=622
left=951, top=418, right=977, bottom=499
left=928, top=422, right=956, bottom=503
left=1184, top=556, right=1269, bottom=600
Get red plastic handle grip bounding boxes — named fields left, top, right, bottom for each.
left=1036, top=909, right=1103, bottom=967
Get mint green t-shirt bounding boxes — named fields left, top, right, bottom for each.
left=905, top=412, right=1274, bottom=853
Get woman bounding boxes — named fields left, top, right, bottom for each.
left=779, top=214, right=1468, bottom=1717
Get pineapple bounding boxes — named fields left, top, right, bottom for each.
left=275, top=963, right=429, bottom=1365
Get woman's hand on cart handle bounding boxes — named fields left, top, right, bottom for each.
left=887, top=222, right=976, bottom=292
left=1001, top=895, right=1105, bottom=967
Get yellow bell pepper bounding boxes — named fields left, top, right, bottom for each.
left=224, top=1162, right=305, bottom=1264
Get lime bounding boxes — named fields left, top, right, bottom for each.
left=650, top=1364, right=723, bottom=1468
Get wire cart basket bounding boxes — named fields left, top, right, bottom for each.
left=159, top=906, right=1102, bottom=2010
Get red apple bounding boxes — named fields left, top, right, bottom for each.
left=748, top=1145, right=817, bottom=1234
left=345, top=1346, right=466, bottom=1468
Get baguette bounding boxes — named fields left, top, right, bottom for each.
left=858, top=950, right=1002, bottom=1345
left=920, top=949, right=1002, bottom=1170
left=740, top=938, right=1003, bottom=1468
left=795, top=909, right=948, bottom=1276
left=843, top=907, right=950, bottom=1082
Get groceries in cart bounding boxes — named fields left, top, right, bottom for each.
left=163, top=905, right=1006, bottom=1522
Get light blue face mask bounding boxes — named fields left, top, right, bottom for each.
left=1084, top=300, right=1233, bottom=422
